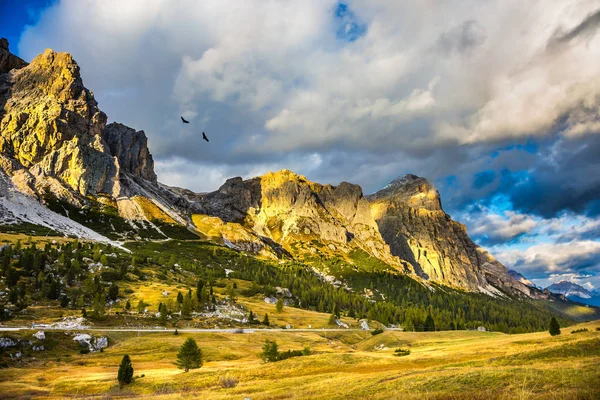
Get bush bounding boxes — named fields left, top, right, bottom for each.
left=371, top=328, right=384, bottom=336
left=394, top=348, right=411, bottom=357
left=571, top=328, right=589, bottom=334
left=220, top=375, right=239, bottom=388
left=260, top=339, right=310, bottom=362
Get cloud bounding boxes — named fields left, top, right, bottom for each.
left=14, top=0, right=600, bottom=288
left=548, top=8, right=600, bottom=49
left=436, top=20, right=486, bottom=56
left=464, top=210, right=539, bottom=245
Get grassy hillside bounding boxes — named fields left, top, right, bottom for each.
left=1, top=321, right=599, bottom=399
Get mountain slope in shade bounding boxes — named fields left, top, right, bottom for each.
left=509, top=270, right=535, bottom=287
left=367, top=174, right=544, bottom=297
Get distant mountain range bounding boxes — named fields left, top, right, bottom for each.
left=545, top=281, right=600, bottom=306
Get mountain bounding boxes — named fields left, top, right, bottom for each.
left=191, top=170, right=411, bottom=271
left=367, top=174, right=542, bottom=297
left=546, top=281, right=600, bottom=306
left=0, top=41, right=546, bottom=299
left=0, top=40, right=196, bottom=241
left=508, top=270, right=535, bottom=287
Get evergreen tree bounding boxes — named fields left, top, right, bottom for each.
left=125, top=300, right=131, bottom=310
left=117, top=355, right=134, bottom=386
left=276, top=298, right=284, bottom=313
left=181, top=292, right=192, bottom=318
left=227, top=285, right=237, bottom=303
left=137, top=299, right=147, bottom=313
left=260, top=339, right=279, bottom=362
left=176, top=338, right=203, bottom=372
left=177, top=291, right=184, bottom=304
left=549, top=317, right=561, bottom=336
left=262, top=313, right=270, bottom=326
left=196, top=280, right=204, bottom=303
left=424, top=314, right=436, bottom=332
left=108, top=284, right=119, bottom=301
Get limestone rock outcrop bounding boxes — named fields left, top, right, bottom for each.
left=368, top=174, right=544, bottom=296
left=197, top=170, right=410, bottom=271
left=103, top=122, right=157, bottom=184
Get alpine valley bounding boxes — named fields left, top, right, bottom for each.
left=1, top=40, right=599, bottom=399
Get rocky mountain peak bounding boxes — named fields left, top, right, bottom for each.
left=103, top=122, right=157, bottom=184
left=0, top=38, right=28, bottom=73
left=368, top=174, right=442, bottom=211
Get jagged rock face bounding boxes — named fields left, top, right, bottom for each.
left=0, top=39, right=28, bottom=74
left=368, top=174, right=541, bottom=296
left=0, top=47, right=118, bottom=198
left=0, top=45, right=184, bottom=227
left=103, top=122, right=157, bottom=184
left=199, top=170, right=408, bottom=270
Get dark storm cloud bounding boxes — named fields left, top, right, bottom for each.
left=548, top=8, right=600, bottom=50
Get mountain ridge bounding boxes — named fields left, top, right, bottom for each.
left=0, top=41, right=545, bottom=299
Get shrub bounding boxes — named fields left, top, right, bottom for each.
left=571, top=328, right=589, bottom=334
left=220, top=375, right=239, bottom=388
left=371, top=328, right=384, bottom=336
left=394, top=348, right=411, bottom=357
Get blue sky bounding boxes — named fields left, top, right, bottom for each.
left=4, top=0, right=600, bottom=290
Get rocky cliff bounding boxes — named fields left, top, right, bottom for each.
left=368, top=174, right=544, bottom=297
left=0, top=41, right=191, bottom=237
left=0, top=39, right=28, bottom=73
left=194, top=170, right=411, bottom=270
left=0, top=41, right=545, bottom=297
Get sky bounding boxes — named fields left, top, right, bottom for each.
left=3, top=0, right=600, bottom=291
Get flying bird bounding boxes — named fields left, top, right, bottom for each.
left=202, top=132, right=209, bottom=142
left=181, top=116, right=189, bottom=123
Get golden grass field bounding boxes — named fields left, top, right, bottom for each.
left=1, top=319, right=599, bottom=399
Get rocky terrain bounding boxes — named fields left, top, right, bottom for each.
left=0, top=40, right=544, bottom=298
left=367, top=174, right=544, bottom=297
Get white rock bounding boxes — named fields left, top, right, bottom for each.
left=33, top=330, right=45, bottom=340
left=0, top=338, right=16, bottom=348
left=94, top=337, right=108, bottom=349
left=335, top=319, right=349, bottom=329
left=360, top=320, right=370, bottom=330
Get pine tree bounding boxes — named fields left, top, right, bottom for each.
left=117, top=354, right=134, bottom=386
left=424, top=314, right=435, bottom=332
left=196, top=280, right=204, bottom=303
left=181, top=292, right=192, bottom=318
left=262, top=313, right=270, bottom=326
left=276, top=298, right=284, bottom=313
left=176, top=338, right=203, bottom=372
left=260, top=339, right=279, bottom=362
left=549, top=317, right=561, bottom=336
left=177, top=291, right=184, bottom=304
left=108, top=284, right=119, bottom=301
left=125, top=300, right=131, bottom=310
